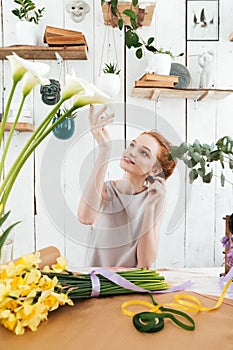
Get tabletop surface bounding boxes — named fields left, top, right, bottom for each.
left=0, top=267, right=232, bottom=350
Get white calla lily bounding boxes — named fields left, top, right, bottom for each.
left=73, top=82, right=112, bottom=108
left=22, top=72, right=50, bottom=97
left=6, top=55, right=27, bottom=82
left=12, top=52, right=50, bottom=78
left=61, top=73, right=90, bottom=101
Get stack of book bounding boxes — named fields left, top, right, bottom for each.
left=44, top=26, right=87, bottom=47
left=135, top=73, right=179, bottom=88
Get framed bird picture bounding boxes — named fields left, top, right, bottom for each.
left=186, top=0, right=219, bottom=41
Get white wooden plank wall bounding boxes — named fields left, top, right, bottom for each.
left=0, top=0, right=232, bottom=268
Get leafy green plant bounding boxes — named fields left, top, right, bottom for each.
left=55, top=107, right=79, bottom=120
left=169, top=136, right=233, bottom=186
left=12, top=0, right=45, bottom=24
left=103, top=62, right=121, bottom=75
left=101, top=0, right=183, bottom=59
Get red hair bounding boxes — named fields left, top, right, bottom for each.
left=142, top=130, right=176, bottom=180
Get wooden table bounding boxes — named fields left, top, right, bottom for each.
left=0, top=268, right=232, bottom=350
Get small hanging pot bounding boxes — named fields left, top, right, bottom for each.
left=96, top=73, right=121, bottom=97
left=52, top=116, right=75, bottom=140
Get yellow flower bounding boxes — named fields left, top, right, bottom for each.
left=51, top=256, right=68, bottom=272
left=15, top=251, right=41, bottom=268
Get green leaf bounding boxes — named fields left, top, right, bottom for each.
left=147, top=37, right=154, bottom=46
left=0, top=210, right=11, bottom=227
left=111, top=0, right=118, bottom=7
left=132, top=0, right=138, bottom=6
left=209, top=150, right=221, bottom=161
left=180, top=142, right=189, bottom=153
left=130, top=17, right=138, bottom=30
left=123, top=9, right=137, bottom=19
left=187, top=158, right=197, bottom=168
left=221, top=172, right=225, bottom=187
left=202, top=171, right=213, bottom=184
left=118, top=18, right=123, bottom=30
left=169, top=146, right=184, bottom=159
left=192, top=152, right=201, bottom=163
left=200, top=158, right=205, bottom=168
left=229, top=159, right=233, bottom=169
left=111, top=5, right=117, bottom=16
left=197, top=167, right=205, bottom=177
left=0, top=221, right=21, bottom=251
left=145, top=45, right=157, bottom=53
left=136, top=48, right=143, bottom=59
left=189, top=169, right=198, bottom=183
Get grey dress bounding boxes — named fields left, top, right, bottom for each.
left=84, top=181, right=148, bottom=267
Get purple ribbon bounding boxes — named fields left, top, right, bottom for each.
left=90, top=268, right=193, bottom=298
left=219, top=267, right=233, bottom=295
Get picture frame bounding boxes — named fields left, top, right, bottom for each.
left=186, top=0, right=219, bottom=41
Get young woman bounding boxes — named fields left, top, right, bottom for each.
left=78, top=105, right=176, bottom=268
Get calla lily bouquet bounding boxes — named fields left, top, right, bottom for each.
left=0, top=53, right=112, bottom=259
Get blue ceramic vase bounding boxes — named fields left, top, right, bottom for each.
left=52, top=117, right=75, bottom=140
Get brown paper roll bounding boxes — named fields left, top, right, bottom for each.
left=37, top=246, right=61, bottom=269
left=13, top=246, right=61, bottom=268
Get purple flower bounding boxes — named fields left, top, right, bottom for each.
left=226, top=248, right=233, bottom=267
left=221, top=236, right=230, bottom=247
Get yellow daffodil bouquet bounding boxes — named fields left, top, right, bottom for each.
left=0, top=252, right=169, bottom=335
left=0, top=52, right=112, bottom=258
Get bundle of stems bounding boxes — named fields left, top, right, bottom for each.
left=43, top=269, right=169, bottom=299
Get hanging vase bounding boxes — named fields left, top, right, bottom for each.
left=15, top=21, right=38, bottom=45
left=0, top=238, right=13, bottom=264
left=52, top=117, right=75, bottom=140
left=96, top=73, right=121, bottom=97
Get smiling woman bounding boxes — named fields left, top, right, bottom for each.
left=77, top=106, right=176, bottom=268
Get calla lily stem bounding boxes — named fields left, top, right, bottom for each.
left=0, top=81, right=18, bottom=147
left=0, top=95, right=26, bottom=180
left=0, top=106, right=76, bottom=212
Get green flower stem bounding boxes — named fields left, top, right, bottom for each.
left=43, top=268, right=169, bottom=299
left=0, top=95, right=26, bottom=180
left=0, top=107, right=76, bottom=211
left=0, top=81, right=18, bottom=148
left=0, top=99, right=64, bottom=200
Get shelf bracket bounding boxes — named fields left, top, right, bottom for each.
left=151, top=89, right=161, bottom=101
left=196, top=91, right=212, bottom=102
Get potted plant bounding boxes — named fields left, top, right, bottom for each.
left=169, top=136, right=233, bottom=274
left=52, top=107, right=78, bottom=140
left=97, top=62, right=121, bottom=97
left=101, top=0, right=183, bottom=65
left=12, top=0, right=45, bottom=45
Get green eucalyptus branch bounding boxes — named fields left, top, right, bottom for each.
left=169, top=136, right=233, bottom=187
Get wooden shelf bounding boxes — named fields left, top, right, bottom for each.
left=0, top=45, right=88, bottom=60
left=131, top=87, right=233, bottom=101
left=0, top=122, right=34, bottom=132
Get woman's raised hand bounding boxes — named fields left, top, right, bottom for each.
left=89, top=105, right=114, bottom=145
left=146, top=176, right=166, bottom=206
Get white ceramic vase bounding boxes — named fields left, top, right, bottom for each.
left=15, top=21, right=38, bottom=45
left=146, top=53, right=172, bottom=75
left=97, top=73, right=121, bottom=97
left=0, top=238, right=13, bottom=264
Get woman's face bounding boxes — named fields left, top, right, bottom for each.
left=120, top=134, right=161, bottom=177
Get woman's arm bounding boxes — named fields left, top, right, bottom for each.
left=77, top=105, right=114, bottom=225
left=137, top=178, right=166, bottom=268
